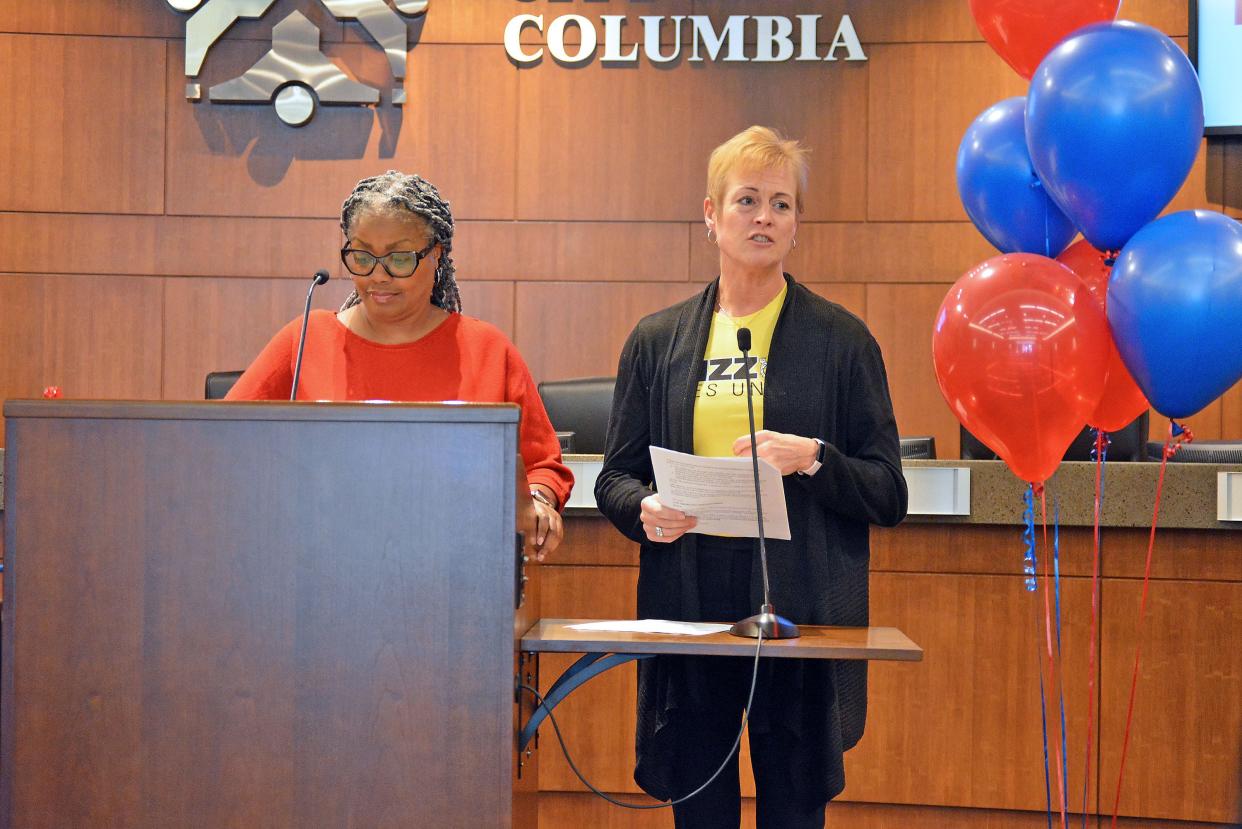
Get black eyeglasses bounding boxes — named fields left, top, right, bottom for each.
left=340, top=241, right=436, bottom=278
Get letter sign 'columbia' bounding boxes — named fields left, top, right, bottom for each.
left=167, top=2, right=864, bottom=127
left=504, top=14, right=866, bottom=66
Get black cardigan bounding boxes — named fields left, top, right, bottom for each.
left=594, top=274, right=908, bottom=805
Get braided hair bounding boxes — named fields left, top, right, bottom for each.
left=338, top=171, right=461, bottom=313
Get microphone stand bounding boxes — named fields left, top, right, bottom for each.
left=291, top=269, right=330, bottom=401
left=729, top=327, right=799, bottom=640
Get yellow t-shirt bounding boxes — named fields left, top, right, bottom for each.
left=693, top=283, right=787, bottom=457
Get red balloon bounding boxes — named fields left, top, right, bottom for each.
left=969, top=0, right=1120, bottom=79
left=933, top=254, right=1110, bottom=483
left=1056, top=239, right=1150, bottom=432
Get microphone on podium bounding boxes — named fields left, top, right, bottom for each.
left=729, top=326, right=800, bottom=640
left=291, top=269, right=330, bottom=401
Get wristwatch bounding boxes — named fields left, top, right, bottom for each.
left=797, top=438, right=827, bottom=477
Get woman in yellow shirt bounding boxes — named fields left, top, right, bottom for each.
left=596, top=127, right=908, bottom=828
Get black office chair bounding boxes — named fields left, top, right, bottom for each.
left=960, top=411, right=1150, bottom=462
left=536, top=376, right=616, bottom=455
left=205, top=370, right=244, bottom=400
left=1146, top=440, right=1242, bottom=463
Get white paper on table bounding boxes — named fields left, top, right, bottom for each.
left=568, top=620, right=731, bottom=636
left=648, top=446, right=791, bottom=540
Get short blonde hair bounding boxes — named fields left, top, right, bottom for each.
left=706, top=126, right=810, bottom=214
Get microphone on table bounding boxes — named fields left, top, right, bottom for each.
left=729, top=326, right=800, bottom=640
left=291, top=269, right=330, bottom=401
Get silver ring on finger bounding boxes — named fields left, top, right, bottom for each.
left=655, top=526, right=665, bottom=538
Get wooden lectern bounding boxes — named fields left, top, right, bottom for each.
left=2, top=401, right=539, bottom=829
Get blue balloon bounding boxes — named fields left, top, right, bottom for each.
left=956, top=97, right=1076, bottom=256
left=1026, top=21, right=1203, bottom=252
left=1109, top=210, right=1242, bottom=419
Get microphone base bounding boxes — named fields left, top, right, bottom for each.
left=729, top=607, right=800, bottom=640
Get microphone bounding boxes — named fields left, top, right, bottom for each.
left=729, top=326, right=800, bottom=640
left=291, top=269, right=330, bottom=401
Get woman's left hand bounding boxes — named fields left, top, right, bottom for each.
left=531, top=487, right=564, bottom=561
left=732, top=430, right=819, bottom=476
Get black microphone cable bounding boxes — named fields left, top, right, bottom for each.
left=290, top=269, right=330, bottom=400
left=517, top=629, right=763, bottom=811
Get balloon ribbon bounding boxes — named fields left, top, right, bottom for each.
left=1110, top=420, right=1194, bottom=826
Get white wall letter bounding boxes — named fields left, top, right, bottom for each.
left=640, top=16, right=685, bottom=64
left=753, top=16, right=793, bottom=62
left=796, top=14, right=821, bottom=61
left=504, top=14, right=543, bottom=64
left=600, top=15, right=639, bottom=62
left=825, top=14, right=867, bottom=61
left=687, top=15, right=747, bottom=62
left=547, top=14, right=598, bottom=64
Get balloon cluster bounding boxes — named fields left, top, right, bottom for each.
left=936, top=3, right=1242, bottom=483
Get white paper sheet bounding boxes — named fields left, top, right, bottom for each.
left=567, top=620, right=731, bottom=636
left=648, top=446, right=791, bottom=540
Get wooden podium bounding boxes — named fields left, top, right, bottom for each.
left=1, top=400, right=539, bottom=829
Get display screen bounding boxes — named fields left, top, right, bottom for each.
left=1190, top=0, right=1242, bottom=135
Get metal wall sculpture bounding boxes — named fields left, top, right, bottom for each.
left=168, top=0, right=428, bottom=126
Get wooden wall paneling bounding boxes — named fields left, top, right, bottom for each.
left=842, top=572, right=1095, bottom=813
left=688, top=222, right=995, bottom=285
left=0, top=214, right=343, bottom=279
left=0, top=34, right=165, bottom=215
left=0, top=274, right=163, bottom=445
left=867, top=43, right=1027, bottom=222
left=1099, top=528, right=1241, bottom=584
left=164, top=42, right=517, bottom=220
left=457, top=280, right=515, bottom=339
left=865, top=283, right=959, bottom=455
left=515, top=57, right=869, bottom=222
left=0, top=0, right=180, bottom=37
left=1098, top=579, right=1241, bottom=824
left=871, top=524, right=1094, bottom=579
left=539, top=791, right=671, bottom=829
left=160, top=277, right=354, bottom=401
left=554, top=516, right=640, bottom=568
left=454, top=222, right=691, bottom=283
left=513, top=282, right=704, bottom=383
left=537, top=563, right=643, bottom=794
left=1123, top=0, right=1189, bottom=36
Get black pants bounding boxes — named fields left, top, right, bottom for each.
left=669, top=537, right=828, bottom=829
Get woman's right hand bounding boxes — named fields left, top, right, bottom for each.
left=640, top=494, right=697, bottom=543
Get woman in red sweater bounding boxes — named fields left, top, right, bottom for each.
left=227, top=171, right=572, bottom=555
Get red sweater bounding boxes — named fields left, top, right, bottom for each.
left=227, top=310, right=573, bottom=507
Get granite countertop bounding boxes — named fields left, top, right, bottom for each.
left=900, top=458, right=1239, bottom=530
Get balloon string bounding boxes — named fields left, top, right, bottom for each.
left=1081, top=429, right=1109, bottom=829
left=1110, top=420, right=1193, bottom=826
left=1053, top=497, right=1069, bottom=817
left=1039, top=486, right=1068, bottom=829
left=1027, top=484, right=1053, bottom=829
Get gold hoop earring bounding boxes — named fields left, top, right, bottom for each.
left=706, top=227, right=716, bottom=244
left=792, top=237, right=798, bottom=249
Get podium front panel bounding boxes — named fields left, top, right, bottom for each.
left=2, top=401, right=522, bottom=829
